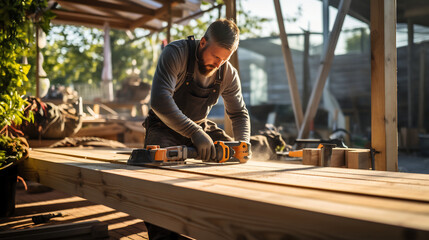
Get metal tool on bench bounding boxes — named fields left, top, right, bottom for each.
left=127, top=141, right=250, bottom=166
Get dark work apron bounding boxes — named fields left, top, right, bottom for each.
left=144, top=36, right=231, bottom=147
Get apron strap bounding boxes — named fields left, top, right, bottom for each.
left=208, top=64, right=224, bottom=103
left=185, top=35, right=196, bottom=82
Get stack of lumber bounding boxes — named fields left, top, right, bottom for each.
left=22, top=148, right=429, bottom=239
left=303, top=147, right=372, bottom=169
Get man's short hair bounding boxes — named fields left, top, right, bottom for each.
left=203, top=18, right=239, bottom=51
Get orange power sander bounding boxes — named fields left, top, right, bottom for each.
left=127, top=141, right=250, bottom=166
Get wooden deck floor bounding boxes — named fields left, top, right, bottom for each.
left=0, top=184, right=148, bottom=239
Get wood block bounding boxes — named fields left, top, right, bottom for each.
left=330, top=148, right=346, bottom=167
left=302, top=148, right=320, bottom=166
left=347, top=150, right=371, bottom=169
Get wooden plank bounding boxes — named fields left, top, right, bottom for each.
left=23, top=151, right=429, bottom=239
left=130, top=1, right=180, bottom=30
left=224, top=0, right=239, bottom=138
left=25, top=152, right=429, bottom=219
left=31, top=149, right=429, bottom=202
left=273, top=0, right=304, bottom=130
left=57, top=0, right=155, bottom=16
left=370, top=0, right=398, bottom=171
left=297, top=0, right=351, bottom=139
left=33, top=148, right=429, bottom=184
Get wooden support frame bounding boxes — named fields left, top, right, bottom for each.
left=370, top=0, right=398, bottom=171
left=297, top=0, right=351, bottom=139
left=273, top=0, right=304, bottom=130
left=224, top=0, right=238, bottom=138
left=57, top=0, right=155, bottom=16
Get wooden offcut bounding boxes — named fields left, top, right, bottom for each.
left=302, top=148, right=320, bottom=165
left=347, top=149, right=371, bottom=169
left=331, top=148, right=346, bottom=167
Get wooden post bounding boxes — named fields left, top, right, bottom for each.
left=297, top=0, right=351, bottom=139
left=370, top=0, right=398, bottom=171
left=273, top=0, right=304, bottom=131
left=224, top=0, right=238, bottom=138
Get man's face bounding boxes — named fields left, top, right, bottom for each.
left=197, top=37, right=234, bottom=77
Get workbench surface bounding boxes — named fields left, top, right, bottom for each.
left=23, top=148, right=429, bottom=240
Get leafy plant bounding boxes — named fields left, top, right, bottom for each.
left=0, top=0, right=53, bottom=168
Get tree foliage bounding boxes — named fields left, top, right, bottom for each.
left=34, top=0, right=270, bottom=90
left=0, top=0, right=53, bottom=166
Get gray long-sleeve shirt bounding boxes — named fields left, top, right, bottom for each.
left=150, top=39, right=250, bottom=142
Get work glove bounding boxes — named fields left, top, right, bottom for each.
left=191, top=130, right=216, bottom=161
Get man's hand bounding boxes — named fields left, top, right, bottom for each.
left=191, top=130, right=215, bottom=161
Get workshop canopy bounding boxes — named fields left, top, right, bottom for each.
left=48, top=0, right=214, bottom=31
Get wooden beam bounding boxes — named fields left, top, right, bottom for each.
left=23, top=150, right=429, bottom=239
left=58, top=0, right=155, bottom=16
left=370, top=0, right=398, bottom=171
left=52, top=9, right=130, bottom=25
left=34, top=148, right=429, bottom=202
left=273, top=0, right=304, bottom=131
left=130, top=1, right=180, bottom=30
left=404, top=6, right=429, bottom=18
left=297, top=0, right=351, bottom=139
left=224, top=0, right=238, bottom=138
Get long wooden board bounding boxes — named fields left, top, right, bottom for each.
left=23, top=150, right=429, bottom=239
left=34, top=148, right=429, bottom=202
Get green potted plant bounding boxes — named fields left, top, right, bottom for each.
left=0, top=0, right=53, bottom=217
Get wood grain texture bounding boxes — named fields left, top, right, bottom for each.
left=302, top=148, right=320, bottom=166
left=23, top=149, right=429, bottom=240
left=331, top=148, right=346, bottom=167
left=370, top=0, right=398, bottom=171
left=347, top=150, right=371, bottom=169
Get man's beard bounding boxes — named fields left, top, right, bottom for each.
left=197, top=45, right=218, bottom=77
